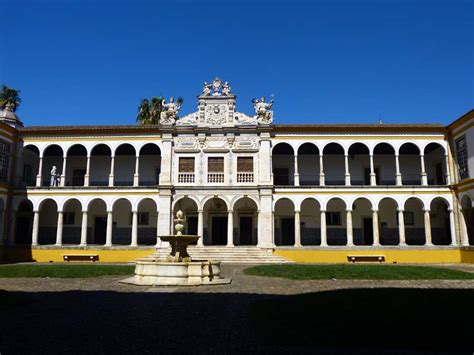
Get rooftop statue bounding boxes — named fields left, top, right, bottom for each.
left=201, top=77, right=232, bottom=97
left=160, top=97, right=182, bottom=125
left=253, top=96, right=274, bottom=124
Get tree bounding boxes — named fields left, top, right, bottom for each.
left=136, top=96, right=164, bottom=125
left=0, top=85, right=21, bottom=112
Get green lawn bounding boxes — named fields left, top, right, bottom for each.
left=0, top=264, right=135, bottom=278
left=244, top=264, right=474, bottom=280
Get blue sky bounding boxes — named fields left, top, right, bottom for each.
left=2, top=0, right=473, bottom=126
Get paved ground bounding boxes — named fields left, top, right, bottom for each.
left=1, top=264, right=474, bottom=354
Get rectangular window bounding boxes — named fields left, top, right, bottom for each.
left=326, top=212, right=341, bottom=226
left=0, top=140, right=10, bottom=183
left=208, top=157, right=224, bottom=172
left=64, top=212, right=75, bottom=225
left=237, top=157, right=253, bottom=172
left=179, top=157, right=195, bottom=173
left=455, top=136, right=469, bottom=180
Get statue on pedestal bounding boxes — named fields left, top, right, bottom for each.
left=253, top=96, right=274, bottom=124
left=50, top=166, right=59, bottom=187
left=159, top=97, right=181, bottom=125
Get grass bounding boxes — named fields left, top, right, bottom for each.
left=0, top=264, right=135, bottom=278
left=244, top=263, right=474, bottom=280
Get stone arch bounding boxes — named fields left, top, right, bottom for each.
left=38, top=198, right=58, bottom=245
left=202, top=197, right=230, bottom=246
left=173, top=197, right=199, bottom=238
left=87, top=198, right=108, bottom=245
left=114, top=144, right=136, bottom=186
left=172, top=195, right=201, bottom=211
left=300, top=197, right=322, bottom=246
left=272, top=143, right=295, bottom=186
left=90, top=144, right=112, bottom=187
left=136, top=198, right=158, bottom=245
left=232, top=197, right=259, bottom=246
left=461, top=195, right=474, bottom=245
left=65, top=144, right=88, bottom=186
left=351, top=197, right=373, bottom=246
left=274, top=198, right=296, bottom=246
left=15, top=199, right=34, bottom=244
left=111, top=198, right=133, bottom=245
left=373, top=142, right=396, bottom=185
left=41, top=144, right=64, bottom=187
left=399, top=143, right=422, bottom=185
left=201, top=195, right=230, bottom=211
left=377, top=197, right=399, bottom=245
left=230, top=195, right=260, bottom=211
left=323, top=143, right=345, bottom=185
left=19, top=145, right=40, bottom=186
left=424, top=142, right=448, bottom=185
left=62, top=198, right=83, bottom=245
left=430, top=197, right=452, bottom=245
left=139, top=143, right=162, bottom=186
left=404, top=197, right=426, bottom=245
left=297, top=143, right=320, bottom=186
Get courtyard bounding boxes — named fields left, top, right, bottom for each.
left=1, top=263, right=473, bottom=353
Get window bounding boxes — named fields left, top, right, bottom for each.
left=179, top=157, right=195, bottom=172
left=237, top=157, right=253, bottom=172
left=326, top=212, right=341, bottom=226
left=208, top=157, right=224, bottom=172
left=455, top=136, right=469, bottom=180
left=64, top=212, right=75, bottom=225
left=0, top=140, right=10, bottom=183
left=23, top=164, right=32, bottom=184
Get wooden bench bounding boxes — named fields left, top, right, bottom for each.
left=347, top=255, right=385, bottom=263
left=63, top=254, right=99, bottom=262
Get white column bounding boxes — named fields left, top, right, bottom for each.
left=344, top=154, right=351, bottom=186
left=346, top=209, right=353, bottom=246
left=320, top=210, right=327, bottom=246
left=395, top=154, right=402, bottom=186
left=420, top=154, right=428, bottom=186
left=133, top=155, right=140, bottom=187
left=424, top=209, right=432, bottom=245
left=369, top=154, right=376, bottom=186
left=36, top=156, right=43, bottom=187
left=448, top=208, right=457, bottom=246
left=84, top=155, right=91, bottom=187
left=55, top=211, right=63, bottom=246
left=459, top=209, right=470, bottom=246
left=197, top=210, right=204, bottom=247
left=227, top=210, right=234, bottom=247
left=294, top=210, right=301, bottom=247
left=398, top=209, right=406, bottom=245
left=372, top=209, right=380, bottom=246
left=319, top=154, right=325, bottom=186
left=60, top=156, right=67, bottom=187
left=131, top=210, right=138, bottom=247
left=257, top=192, right=274, bottom=248
left=105, top=210, right=113, bottom=246
left=444, top=154, right=451, bottom=185
left=258, top=134, right=272, bottom=185
left=108, top=155, right=115, bottom=187
left=294, top=155, right=299, bottom=186
left=32, top=211, right=39, bottom=246
left=154, top=211, right=160, bottom=247
left=159, top=135, right=173, bottom=185
left=80, top=211, right=88, bottom=246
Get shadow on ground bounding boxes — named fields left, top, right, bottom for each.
left=0, top=288, right=472, bottom=354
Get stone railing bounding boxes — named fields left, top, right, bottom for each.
left=207, top=173, right=224, bottom=183
left=178, top=173, right=195, bottom=183
left=237, top=172, right=254, bottom=183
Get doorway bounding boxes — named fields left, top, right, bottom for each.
left=211, top=216, right=227, bottom=245
left=94, top=216, right=107, bottom=244
left=281, top=218, right=295, bottom=245
left=362, top=217, right=373, bottom=245
left=239, top=216, right=253, bottom=245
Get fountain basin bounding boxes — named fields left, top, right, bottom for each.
left=120, top=258, right=231, bottom=286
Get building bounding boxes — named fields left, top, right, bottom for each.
left=0, top=78, right=472, bottom=263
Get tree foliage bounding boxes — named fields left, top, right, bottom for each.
left=0, top=85, right=21, bottom=112
left=136, top=96, right=164, bottom=125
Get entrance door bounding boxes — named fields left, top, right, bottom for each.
left=363, top=218, right=373, bottom=245
left=72, top=169, right=86, bottom=186
left=239, top=216, right=253, bottom=245
left=281, top=218, right=295, bottom=245
left=211, top=216, right=228, bottom=245
left=94, top=216, right=107, bottom=244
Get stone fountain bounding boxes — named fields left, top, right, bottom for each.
left=121, top=210, right=231, bottom=286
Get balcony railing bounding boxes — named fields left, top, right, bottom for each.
left=237, top=172, right=254, bottom=183
left=207, top=173, right=224, bottom=183
left=178, top=173, right=195, bottom=183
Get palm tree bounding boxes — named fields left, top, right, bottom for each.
left=0, top=85, right=21, bottom=112
left=136, top=96, right=164, bottom=125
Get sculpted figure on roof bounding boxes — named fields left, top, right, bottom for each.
left=160, top=97, right=181, bottom=125
left=253, top=96, right=274, bottom=124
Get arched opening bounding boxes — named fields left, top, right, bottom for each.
left=461, top=195, right=474, bottom=245
left=399, top=143, right=421, bottom=185
left=62, top=199, right=83, bottom=244
left=87, top=199, right=107, bottom=244
left=173, top=197, right=198, bottom=237
left=203, top=197, right=228, bottom=246
left=42, top=145, right=64, bottom=187
left=233, top=197, right=258, bottom=246
left=38, top=199, right=58, bottom=245
left=0, top=199, right=4, bottom=243
left=272, top=143, right=294, bottom=186
left=373, top=143, right=396, bottom=185
left=90, top=145, right=111, bottom=186
left=139, top=144, right=161, bottom=186
left=274, top=198, right=295, bottom=246
left=297, top=143, right=320, bottom=186
left=15, top=200, right=33, bottom=244
left=424, top=143, right=447, bottom=185
left=19, top=145, right=40, bottom=187
left=323, top=143, right=345, bottom=185
left=114, top=144, right=136, bottom=186
left=300, top=198, right=321, bottom=245
left=137, top=199, right=158, bottom=245
left=430, top=198, right=451, bottom=245
left=378, top=198, right=399, bottom=245
left=348, top=143, right=370, bottom=185
left=352, top=198, right=373, bottom=245
left=404, top=198, right=425, bottom=245
left=66, top=144, right=87, bottom=186
left=326, top=198, right=347, bottom=245
left=112, top=199, right=133, bottom=245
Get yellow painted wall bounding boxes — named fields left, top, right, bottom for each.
left=275, top=249, right=474, bottom=264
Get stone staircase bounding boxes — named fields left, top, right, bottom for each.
left=140, top=246, right=291, bottom=264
